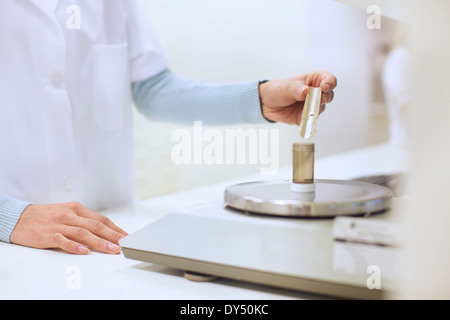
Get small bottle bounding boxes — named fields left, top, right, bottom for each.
left=291, top=142, right=315, bottom=193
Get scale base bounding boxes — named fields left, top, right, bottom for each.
left=224, top=179, right=393, bottom=218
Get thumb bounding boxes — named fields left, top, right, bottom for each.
left=286, top=82, right=309, bottom=102
left=293, top=85, right=309, bottom=102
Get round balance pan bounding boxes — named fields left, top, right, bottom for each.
left=224, top=179, right=393, bottom=218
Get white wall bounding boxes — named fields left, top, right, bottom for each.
left=302, top=0, right=373, bottom=155
left=134, top=0, right=375, bottom=197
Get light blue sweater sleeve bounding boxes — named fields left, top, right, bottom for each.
left=132, top=69, right=271, bottom=125
left=0, top=194, right=31, bottom=243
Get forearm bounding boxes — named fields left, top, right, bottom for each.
left=132, top=69, right=270, bottom=125
left=0, top=193, right=31, bottom=243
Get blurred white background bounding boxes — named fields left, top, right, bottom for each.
left=133, top=0, right=399, bottom=199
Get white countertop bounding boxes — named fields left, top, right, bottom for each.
left=0, top=143, right=409, bottom=300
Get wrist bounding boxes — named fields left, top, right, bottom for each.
left=0, top=194, right=32, bottom=243
left=258, top=80, right=275, bottom=123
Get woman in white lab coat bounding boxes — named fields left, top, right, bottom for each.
left=0, top=0, right=336, bottom=255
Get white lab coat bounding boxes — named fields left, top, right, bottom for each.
left=0, top=0, right=167, bottom=210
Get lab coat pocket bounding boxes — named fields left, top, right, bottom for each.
left=91, top=44, right=131, bottom=131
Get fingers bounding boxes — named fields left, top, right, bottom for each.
left=71, top=202, right=128, bottom=236
left=52, top=202, right=127, bottom=254
left=319, top=72, right=337, bottom=93
left=41, top=233, right=90, bottom=255
left=42, top=229, right=121, bottom=256
left=321, top=90, right=334, bottom=105
left=297, top=83, right=333, bottom=107
left=317, top=72, right=336, bottom=106
left=43, top=223, right=123, bottom=255
left=291, top=73, right=336, bottom=104
left=62, top=225, right=122, bottom=254
left=73, top=216, right=125, bottom=245
left=319, top=104, right=326, bottom=115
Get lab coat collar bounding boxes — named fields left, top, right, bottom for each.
left=29, top=0, right=60, bottom=18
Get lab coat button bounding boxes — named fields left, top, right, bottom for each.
left=51, top=73, right=64, bottom=88
left=64, top=176, right=76, bottom=191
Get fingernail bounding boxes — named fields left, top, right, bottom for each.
left=77, top=245, right=90, bottom=255
left=323, top=84, right=330, bottom=92
left=302, top=86, right=309, bottom=93
left=301, top=86, right=309, bottom=97
left=107, top=242, right=121, bottom=254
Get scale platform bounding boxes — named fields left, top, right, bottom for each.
left=224, top=179, right=393, bottom=218
left=120, top=200, right=399, bottom=300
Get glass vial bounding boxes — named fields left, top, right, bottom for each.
left=299, top=87, right=322, bottom=140
left=291, top=142, right=315, bottom=192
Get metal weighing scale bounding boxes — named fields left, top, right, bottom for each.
left=121, top=89, right=396, bottom=299
left=224, top=144, right=392, bottom=218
